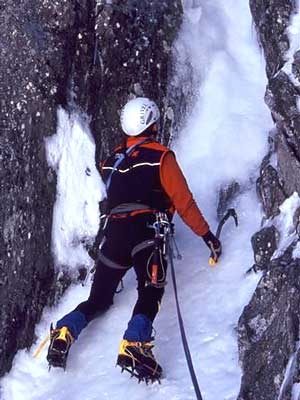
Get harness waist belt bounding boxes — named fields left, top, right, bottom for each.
left=110, top=203, right=153, bottom=215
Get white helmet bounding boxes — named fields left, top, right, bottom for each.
left=120, top=97, right=160, bottom=136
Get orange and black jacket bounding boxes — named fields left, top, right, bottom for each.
left=100, top=136, right=209, bottom=237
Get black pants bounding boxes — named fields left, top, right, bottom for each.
left=76, top=213, right=167, bottom=324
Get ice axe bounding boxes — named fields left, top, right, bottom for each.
left=209, top=208, right=238, bottom=266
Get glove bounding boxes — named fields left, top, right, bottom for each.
left=87, top=222, right=106, bottom=261
left=87, top=243, right=99, bottom=261
left=202, top=230, right=222, bottom=265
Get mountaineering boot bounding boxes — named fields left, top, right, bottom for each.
left=47, top=325, right=74, bottom=369
left=116, top=339, right=162, bottom=383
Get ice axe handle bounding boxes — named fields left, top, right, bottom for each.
left=208, top=247, right=220, bottom=267
left=209, top=259, right=216, bottom=266
left=208, top=208, right=238, bottom=267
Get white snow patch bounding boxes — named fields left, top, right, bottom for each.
left=282, top=6, right=300, bottom=85
left=269, top=192, right=300, bottom=259
left=297, top=96, right=300, bottom=112
left=45, top=108, right=105, bottom=271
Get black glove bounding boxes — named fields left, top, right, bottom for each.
left=87, top=245, right=99, bottom=261
left=87, top=214, right=107, bottom=261
left=202, top=230, right=222, bottom=265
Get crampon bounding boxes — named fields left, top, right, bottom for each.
left=116, top=340, right=162, bottom=383
left=46, top=324, right=74, bottom=370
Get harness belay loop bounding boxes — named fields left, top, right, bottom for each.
left=147, top=212, right=172, bottom=286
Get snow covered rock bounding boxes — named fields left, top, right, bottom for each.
left=252, top=0, right=300, bottom=215
left=238, top=1, right=300, bottom=398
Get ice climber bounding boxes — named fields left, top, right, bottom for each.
left=46, top=97, right=222, bottom=382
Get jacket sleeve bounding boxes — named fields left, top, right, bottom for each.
left=160, top=152, right=210, bottom=237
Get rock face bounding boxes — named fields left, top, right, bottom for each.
left=250, top=0, right=293, bottom=80
left=0, top=0, right=76, bottom=377
left=0, top=0, right=182, bottom=377
left=256, top=135, right=287, bottom=219
left=250, top=225, right=280, bottom=272
left=253, top=0, right=300, bottom=216
left=89, top=0, right=183, bottom=162
left=238, top=1, right=300, bottom=399
left=238, top=258, right=300, bottom=400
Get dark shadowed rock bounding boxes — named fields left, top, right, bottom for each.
left=251, top=225, right=280, bottom=271
left=265, top=72, right=300, bottom=164
left=0, top=0, right=78, bottom=376
left=238, top=259, right=300, bottom=400
left=262, top=69, right=300, bottom=220
left=249, top=0, right=293, bottom=79
left=256, top=141, right=287, bottom=218
left=256, top=130, right=286, bottom=218
left=252, top=2, right=300, bottom=218
left=256, top=162, right=287, bottom=218
left=292, top=50, right=300, bottom=81
left=277, top=127, right=300, bottom=198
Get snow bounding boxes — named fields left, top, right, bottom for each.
left=266, top=192, right=300, bottom=260
left=297, top=97, right=300, bottom=113
left=45, top=110, right=105, bottom=271
left=0, top=1, right=274, bottom=400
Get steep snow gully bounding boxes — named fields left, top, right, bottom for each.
left=1, top=1, right=274, bottom=399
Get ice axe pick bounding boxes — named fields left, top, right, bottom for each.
left=209, top=208, right=238, bottom=266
